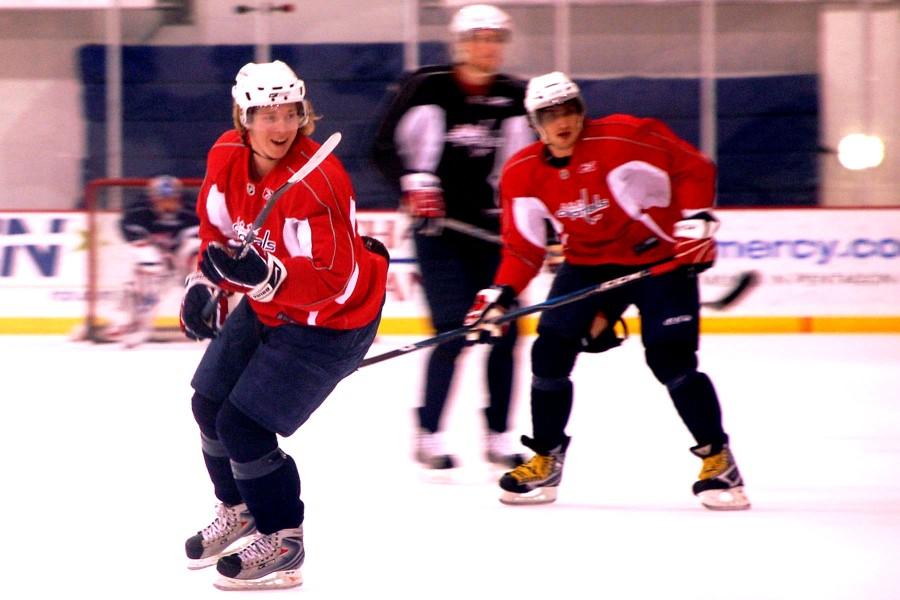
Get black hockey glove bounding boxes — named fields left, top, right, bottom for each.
left=201, top=241, right=286, bottom=302
left=180, top=272, right=228, bottom=340
left=464, top=285, right=517, bottom=344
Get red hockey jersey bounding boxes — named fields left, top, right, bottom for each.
left=197, top=130, right=387, bottom=329
left=495, top=114, right=716, bottom=294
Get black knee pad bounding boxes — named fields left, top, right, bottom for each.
left=215, top=399, right=278, bottom=463
left=645, top=342, right=699, bottom=385
left=191, top=391, right=224, bottom=440
left=531, top=332, right=579, bottom=380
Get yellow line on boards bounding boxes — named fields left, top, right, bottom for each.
left=2, top=316, right=900, bottom=336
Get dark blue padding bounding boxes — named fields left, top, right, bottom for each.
left=716, top=75, right=819, bottom=205
left=78, top=44, right=818, bottom=208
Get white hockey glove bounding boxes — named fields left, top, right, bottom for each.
left=180, top=272, right=229, bottom=340
left=673, top=211, right=720, bottom=273
left=200, top=241, right=286, bottom=303
left=464, top=285, right=516, bottom=344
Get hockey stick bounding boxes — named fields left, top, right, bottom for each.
left=439, top=217, right=756, bottom=311
left=359, top=259, right=681, bottom=368
left=702, top=270, right=759, bottom=310
left=361, top=263, right=759, bottom=368
left=200, top=132, right=342, bottom=319
left=440, top=218, right=502, bottom=244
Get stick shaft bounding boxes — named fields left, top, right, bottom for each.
left=359, top=261, right=675, bottom=368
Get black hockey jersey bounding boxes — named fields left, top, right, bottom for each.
left=372, top=65, right=532, bottom=229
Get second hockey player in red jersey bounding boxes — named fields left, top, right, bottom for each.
left=465, top=71, right=750, bottom=511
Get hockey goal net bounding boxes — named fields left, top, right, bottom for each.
left=81, top=177, right=203, bottom=343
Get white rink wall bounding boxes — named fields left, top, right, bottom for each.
left=1, top=208, right=899, bottom=334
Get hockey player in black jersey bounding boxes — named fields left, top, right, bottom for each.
left=102, top=175, right=200, bottom=347
left=372, top=4, right=534, bottom=471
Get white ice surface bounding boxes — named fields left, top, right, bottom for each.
left=3, top=333, right=899, bottom=599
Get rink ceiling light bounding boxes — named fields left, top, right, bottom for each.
left=837, top=133, right=886, bottom=171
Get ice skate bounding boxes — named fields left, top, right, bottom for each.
left=214, top=526, right=305, bottom=591
left=499, top=436, right=569, bottom=505
left=185, top=502, right=257, bottom=570
left=485, top=431, right=526, bottom=468
left=414, top=430, right=457, bottom=470
left=690, top=443, right=751, bottom=511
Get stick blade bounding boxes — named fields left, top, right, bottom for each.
left=705, top=270, right=760, bottom=310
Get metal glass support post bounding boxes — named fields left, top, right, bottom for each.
left=105, top=0, right=123, bottom=208
left=699, top=0, right=717, bottom=162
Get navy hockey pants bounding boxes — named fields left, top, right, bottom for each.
left=529, top=263, right=727, bottom=450
left=190, top=297, right=382, bottom=532
left=414, top=229, right=518, bottom=433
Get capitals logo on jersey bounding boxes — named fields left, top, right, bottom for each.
left=446, top=120, right=502, bottom=157
left=232, top=218, right=277, bottom=252
left=555, top=189, right=610, bottom=225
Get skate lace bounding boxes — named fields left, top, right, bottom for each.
left=202, top=504, right=238, bottom=540
left=509, top=454, right=553, bottom=480
left=698, top=451, right=730, bottom=480
left=236, top=533, right=279, bottom=565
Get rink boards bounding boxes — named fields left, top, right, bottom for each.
left=1, top=208, right=899, bottom=334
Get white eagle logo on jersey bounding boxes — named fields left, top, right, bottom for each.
left=231, top=218, right=276, bottom=252
left=446, top=121, right=501, bottom=157
left=555, top=189, right=610, bottom=225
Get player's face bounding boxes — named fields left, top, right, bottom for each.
left=151, top=195, right=180, bottom=214
left=246, top=103, right=302, bottom=161
left=536, top=101, right=584, bottom=157
left=459, top=29, right=507, bottom=74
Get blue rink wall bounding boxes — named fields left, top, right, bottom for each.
left=78, top=43, right=819, bottom=208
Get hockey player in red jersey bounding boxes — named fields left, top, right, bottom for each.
left=178, top=60, right=389, bottom=590
left=465, top=71, right=750, bottom=511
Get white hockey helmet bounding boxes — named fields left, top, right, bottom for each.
left=231, top=60, right=308, bottom=127
left=147, top=175, right=182, bottom=199
left=525, top=71, right=585, bottom=122
left=449, top=4, right=512, bottom=39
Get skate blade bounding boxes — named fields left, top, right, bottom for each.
left=697, top=486, right=751, bottom=511
left=213, top=569, right=302, bottom=591
left=500, top=486, right=558, bottom=505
